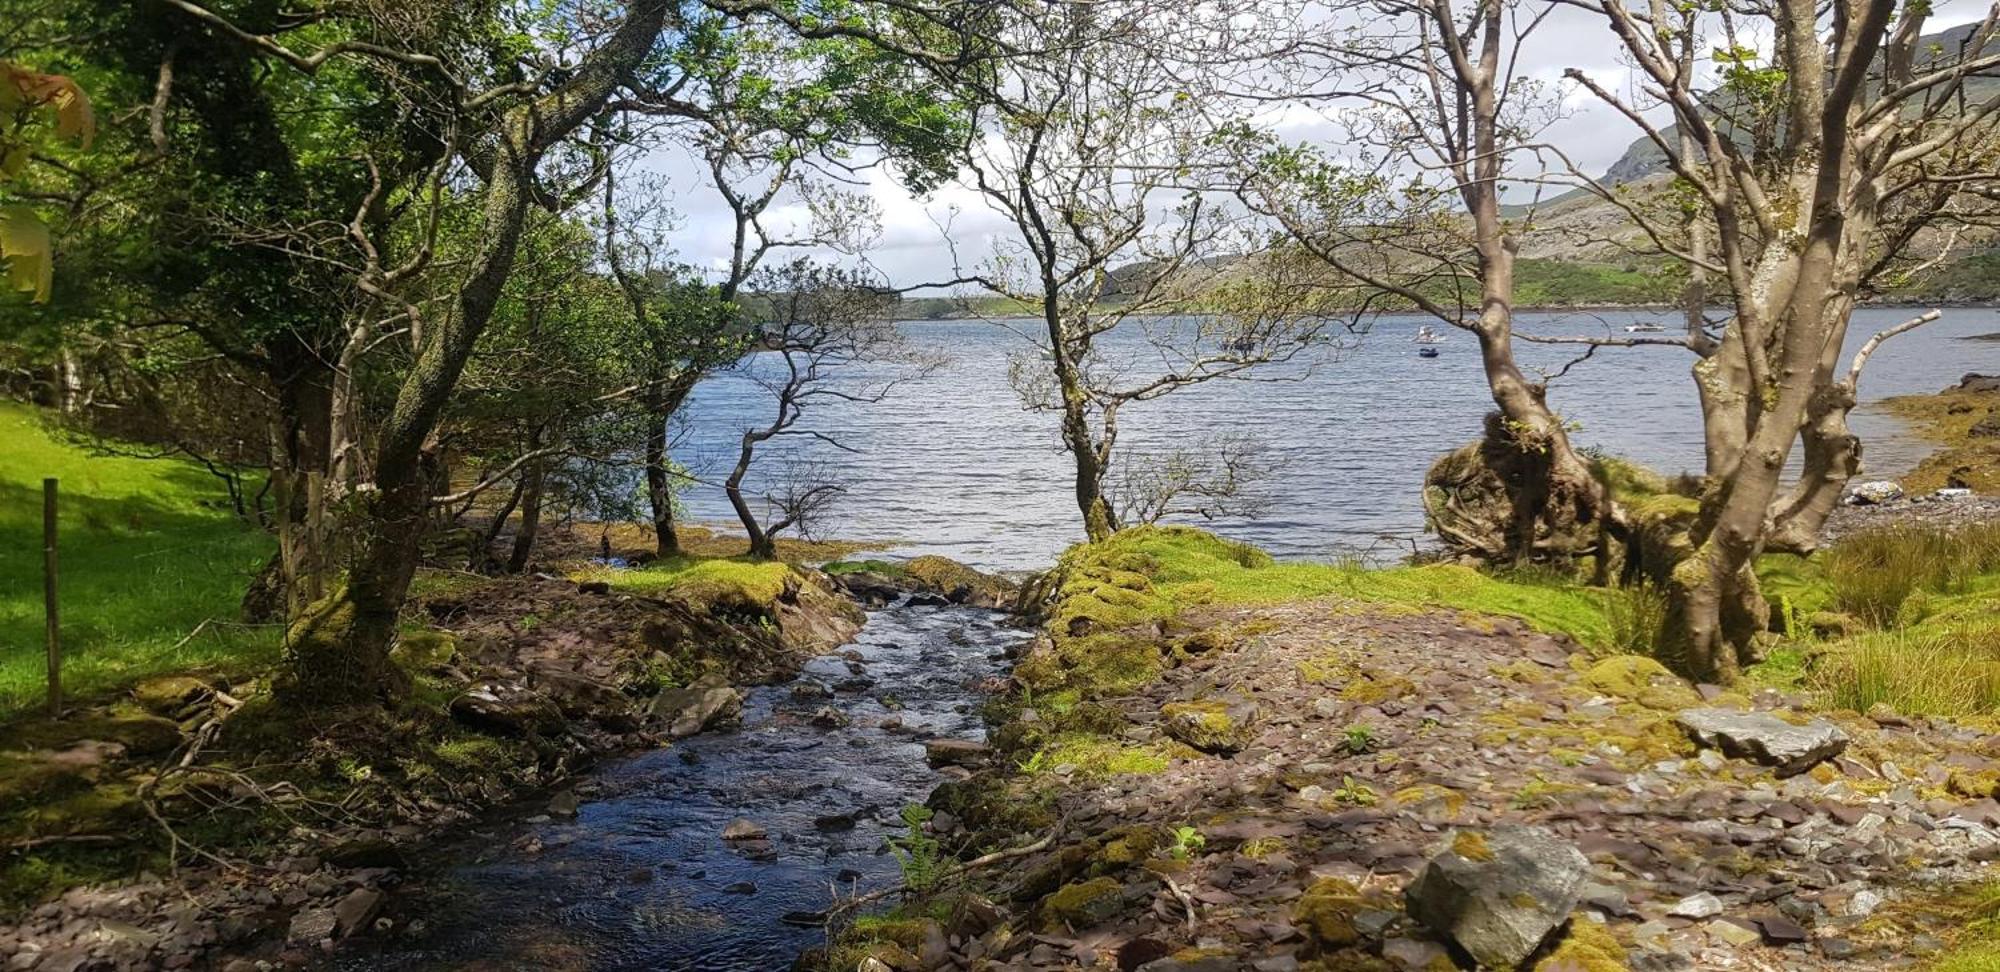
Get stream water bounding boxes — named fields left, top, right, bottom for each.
left=335, top=603, right=1027, bottom=971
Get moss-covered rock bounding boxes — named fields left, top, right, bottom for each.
left=391, top=629, right=459, bottom=671
left=1092, top=825, right=1164, bottom=870
left=1532, top=919, right=1630, bottom=971
left=1392, top=783, right=1467, bottom=821
left=1040, top=876, right=1125, bottom=931
left=1160, top=699, right=1257, bottom=753
left=1578, top=655, right=1700, bottom=710
left=1294, top=878, right=1365, bottom=949
left=1342, top=673, right=1417, bottom=705
left=1010, top=844, right=1094, bottom=904
left=904, top=555, right=1018, bottom=608
left=130, top=675, right=213, bottom=715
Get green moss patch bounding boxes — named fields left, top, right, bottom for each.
left=570, top=557, right=793, bottom=608
left=1577, top=655, right=1700, bottom=710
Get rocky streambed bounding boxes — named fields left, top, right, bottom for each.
left=326, top=601, right=1030, bottom=971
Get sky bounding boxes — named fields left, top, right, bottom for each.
left=637, top=2, right=1993, bottom=292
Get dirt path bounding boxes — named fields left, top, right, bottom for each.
left=933, top=598, right=1998, bottom=971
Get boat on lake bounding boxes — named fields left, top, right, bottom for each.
left=1625, top=322, right=1667, bottom=333
left=1414, top=325, right=1446, bottom=344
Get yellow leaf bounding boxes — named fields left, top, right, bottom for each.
left=0, top=143, right=27, bottom=179
left=0, top=62, right=94, bottom=148
left=0, top=205, right=53, bottom=302
left=20, top=73, right=93, bottom=148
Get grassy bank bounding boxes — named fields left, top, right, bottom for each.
left=0, top=404, right=275, bottom=718
left=1013, top=526, right=1618, bottom=699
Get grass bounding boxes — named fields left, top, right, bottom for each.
left=1813, top=627, right=2000, bottom=717
left=1821, top=523, right=2000, bottom=627
left=1759, top=522, right=2000, bottom=718
left=1015, top=526, right=1621, bottom=697
left=1603, top=582, right=1671, bottom=660
left=1911, top=881, right=2000, bottom=972
left=0, top=404, right=276, bottom=718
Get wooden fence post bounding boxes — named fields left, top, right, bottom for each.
left=44, top=477, right=60, bottom=718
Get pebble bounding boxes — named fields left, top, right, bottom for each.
left=1668, top=892, right=1725, bottom=919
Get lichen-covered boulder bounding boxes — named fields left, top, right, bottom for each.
left=1846, top=480, right=1905, bottom=505
left=1674, top=708, right=1848, bottom=777
left=1160, top=698, right=1257, bottom=754
left=1405, top=827, right=1589, bottom=969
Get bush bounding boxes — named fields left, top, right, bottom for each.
left=1812, top=628, right=2000, bottom=717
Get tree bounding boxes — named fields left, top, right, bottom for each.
left=1238, top=0, right=1631, bottom=569
left=1559, top=0, right=2000, bottom=679
left=956, top=0, right=1327, bottom=542
left=721, top=258, right=922, bottom=559
left=602, top=9, right=966, bottom=555
left=142, top=0, right=683, bottom=704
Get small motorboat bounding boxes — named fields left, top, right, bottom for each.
left=1418, top=346, right=1441, bottom=358
left=1625, top=322, right=1666, bottom=333
left=1414, top=325, right=1446, bottom=344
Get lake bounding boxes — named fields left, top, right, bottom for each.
left=673, top=308, right=2000, bottom=572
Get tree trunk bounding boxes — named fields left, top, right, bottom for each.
left=506, top=458, right=546, bottom=573
left=644, top=394, right=681, bottom=556
left=725, top=429, right=774, bottom=559
left=473, top=475, right=526, bottom=570
left=1065, top=408, right=1115, bottom=542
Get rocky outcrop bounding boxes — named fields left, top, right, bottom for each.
left=1675, top=707, right=1849, bottom=777
left=1404, top=827, right=1589, bottom=969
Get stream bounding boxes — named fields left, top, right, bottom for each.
left=334, top=602, right=1027, bottom=971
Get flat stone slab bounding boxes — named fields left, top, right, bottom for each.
left=1675, top=708, right=1848, bottom=777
